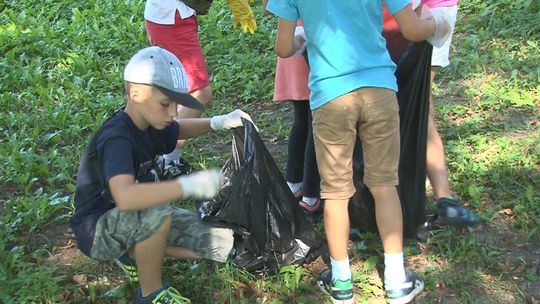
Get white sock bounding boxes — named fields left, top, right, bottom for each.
left=330, top=256, right=351, bottom=282
left=287, top=182, right=303, bottom=194
left=163, top=148, right=182, bottom=165
left=384, top=252, right=406, bottom=283
left=302, top=196, right=318, bottom=206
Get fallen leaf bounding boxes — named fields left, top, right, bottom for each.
left=482, top=274, right=493, bottom=281
left=498, top=208, right=513, bottom=215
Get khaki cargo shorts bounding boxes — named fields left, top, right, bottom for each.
left=312, top=87, right=400, bottom=200
left=90, top=204, right=233, bottom=263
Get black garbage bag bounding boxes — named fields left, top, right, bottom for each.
left=348, top=41, right=432, bottom=241
left=197, top=120, right=323, bottom=275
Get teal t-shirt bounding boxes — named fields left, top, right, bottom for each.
left=267, top=0, right=409, bottom=109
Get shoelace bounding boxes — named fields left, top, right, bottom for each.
left=152, top=287, right=191, bottom=304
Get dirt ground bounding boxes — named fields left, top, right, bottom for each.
left=4, top=101, right=539, bottom=303
left=25, top=206, right=540, bottom=303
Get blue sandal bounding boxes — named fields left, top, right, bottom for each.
left=436, top=197, right=480, bottom=227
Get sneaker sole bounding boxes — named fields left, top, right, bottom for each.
left=299, top=200, right=321, bottom=213
left=387, top=279, right=424, bottom=304
left=317, top=280, right=354, bottom=304
left=439, top=217, right=481, bottom=227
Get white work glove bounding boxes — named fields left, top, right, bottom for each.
left=177, top=169, right=223, bottom=199
left=210, top=109, right=258, bottom=131
left=422, top=6, right=452, bottom=48
left=293, top=26, right=307, bottom=56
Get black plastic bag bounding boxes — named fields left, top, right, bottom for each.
left=198, top=121, right=323, bottom=275
left=348, top=41, right=432, bottom=240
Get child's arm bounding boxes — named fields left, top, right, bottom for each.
left=392, top=6, right=436, bottom=42
left=177, top=109, right=256, bottom=139
left=109, top=170, right=221, bottom=211
left=393, top=5, right=451, bottom=47
left=109, top=174, right=181, bottom=210
left=275, top=18, right=301, bottom=58
left=177, top=118, right=213, bottom=139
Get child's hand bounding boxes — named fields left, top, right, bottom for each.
left=210, top=109, right=259, bottom=131
left=228, top=0, right=257, bottom=34
left=177, top=169, right=223, bottom=199
left=422, top=6, right=452, bottom=48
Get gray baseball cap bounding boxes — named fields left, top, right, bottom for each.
left=124, top=46, right=203, bottom=109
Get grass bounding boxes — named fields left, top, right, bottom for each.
left=0, top=0, right=539, bottom=303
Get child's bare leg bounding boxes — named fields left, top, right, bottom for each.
left=426, top=67, right=452, bottom=198
left=426, top=68, right=480, bottom=226
left=370, top=186, right=403, bottom=253
left=134, top=216, right=172, bottom=296
left=323, top=198, right=350, bottom=260
left=370, top=185, right=407, bottom=286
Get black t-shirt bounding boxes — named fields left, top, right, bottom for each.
left=69, top=111, right=179, bottom=256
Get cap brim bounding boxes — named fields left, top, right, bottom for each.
left=155, top=85, right=203, bottom=110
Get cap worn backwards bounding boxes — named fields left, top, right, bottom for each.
left=124, top=46, right=203, bottom=109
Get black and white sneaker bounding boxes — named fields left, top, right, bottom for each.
left=385, top=270, right=424, bottom=304
left=317, top=268, right=354, bottom=304
left=437, top=197, right=480, bottom=227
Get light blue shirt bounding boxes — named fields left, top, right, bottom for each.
left=267, top=0, right=409, bottom=109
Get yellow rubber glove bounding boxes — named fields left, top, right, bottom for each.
left=228, top=0, right=257, bottom=34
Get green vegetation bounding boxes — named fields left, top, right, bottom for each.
left=0, top=0, right=538, bottom=303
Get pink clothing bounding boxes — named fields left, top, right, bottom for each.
left=273, top=55, right=310, bottom=101
left=273, top=20, right=310, bottom=101
left=422, top=0, right=457, bottom=8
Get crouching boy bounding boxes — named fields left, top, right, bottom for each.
left=70, top=46, right=255, bottom=303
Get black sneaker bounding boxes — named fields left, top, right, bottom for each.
left=437, top=197, right=480, bottom=227
left=115, top=254, right=138, bottom=283
left=136, top=284, right=191, bottom=304
left=385, top=270, right=424, bottom=304
left=317, top=268, right=354, bottom=304
left=161, top=158, right=193, bottom=180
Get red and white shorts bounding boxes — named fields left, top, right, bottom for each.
left=145, top=12, right=210, bottom=92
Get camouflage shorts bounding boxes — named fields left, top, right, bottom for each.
left=90, top=204, right=233, bottom=263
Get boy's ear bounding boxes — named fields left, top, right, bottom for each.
left=128, top=84, right=144, bottom=104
